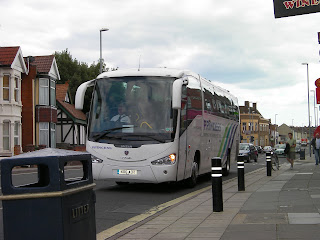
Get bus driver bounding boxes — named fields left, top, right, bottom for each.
left=110, top=104, right=131, bottom=124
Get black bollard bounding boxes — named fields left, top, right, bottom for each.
left=266, top=152, right=272, bottom=176
left=211, top=157, right=223, bottom=212
left=237, top=156, right=245, bottom=191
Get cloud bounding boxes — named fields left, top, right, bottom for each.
left=1, top=0, right=320, bottom=127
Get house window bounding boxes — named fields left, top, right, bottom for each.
left=39, top=78, right=49, bottom=105
left=39, top=78, right=56, bottom=106
left=50, top=79, right=56, bottom=107
left=3, top=75, right=10, bottom=101
left=14, top=77, right=19, bottom=102
left=3, top=121, right=10, bottom=150
left=51, top=123, right=56, bottom=148
left=39, top=122, right=49, bottom=147
left=14, top=122, right=19, bottom=146
left=242, top=122, right=246, bottom=132
left=39, top=122, right=56, bottom=148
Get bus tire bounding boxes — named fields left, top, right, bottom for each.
left=222, top=153, right=230, bottom=176
left=186, top=161, right=198, bottom=188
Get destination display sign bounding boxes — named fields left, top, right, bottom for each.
left=273, top=0, right=320, bottom=18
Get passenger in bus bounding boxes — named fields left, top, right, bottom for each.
left=110, top=104, right=131, bottom=124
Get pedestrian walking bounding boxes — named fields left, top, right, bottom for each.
left=286, top=133, right=296, bottom=169
left=311, top=132, right=320, bottom=165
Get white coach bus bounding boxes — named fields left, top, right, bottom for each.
left=75, top=68, right=240, bottom=187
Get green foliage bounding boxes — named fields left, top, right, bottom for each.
left=54, top=49, right=101, bottom=113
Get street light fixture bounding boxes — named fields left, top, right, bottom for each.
left=302, top=62, right=311, bottom=157
left=100, top=28, right=109, bottom=74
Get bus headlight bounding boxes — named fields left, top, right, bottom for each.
left=151, top=154, right=176, bottom=165
left=91, top=155, right=103, bottom=163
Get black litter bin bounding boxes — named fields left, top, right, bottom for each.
left=0, top=148, right=96, bottom=240
left=300, top=149, right=305, bottom=160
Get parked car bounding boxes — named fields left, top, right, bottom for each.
left=263, top=146, right=273, bottom=153
left=239, top=143, right=258, bottom=163
left=274, top=144, right=286, bottom=157
left=256, top=146, right=263, bottom=153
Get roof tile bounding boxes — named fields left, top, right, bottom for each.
left=56, top=82, right=69, bottom=102
left=32, top=55, right=55, bottom=73
left=0, top=46, right=20, bottom=66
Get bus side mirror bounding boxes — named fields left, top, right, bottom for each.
left=75, top=79, right=95, bottom=110
left=172, top=78, right=188, bottom=109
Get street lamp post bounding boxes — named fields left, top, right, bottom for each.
left=100, top=28, right=109, bottom=74
left=311, top=90, right=316, bottom=127
left=275, top=114, right=278, bottom=145
left=302, top=63, right=311, bottom=157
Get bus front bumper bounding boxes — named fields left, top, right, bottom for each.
left=92, top=162, right=177, bottom=183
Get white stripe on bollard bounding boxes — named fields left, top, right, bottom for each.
left=211, top=174, right=222, bottom=177
left=211, top=167, right=222, bottom=170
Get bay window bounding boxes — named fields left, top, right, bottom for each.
left=14, top=121, right=19, bottom=146
left=14, top=77, right=19, bottom=102
left=3, top=75, right=10, bottom=101
left=39, top=78, right=56, bottom=106
left=39, top=122, right=49, bottom=147
left=39, top=78, right=49, bottom=105
left=39, top=122, right=56, bottom=148
left=50, top=79, right=56, bottom=107
left=3, top=121, right=10, bottom=151
left=51, top=123, right=56, bottom=148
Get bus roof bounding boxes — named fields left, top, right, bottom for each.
left=97, top=68, right=196, bottom=79
left=96, top=68, right=237, bottom=102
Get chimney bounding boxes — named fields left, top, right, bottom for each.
left=253, top=103, right=257, bottom=110
left=245, top=101, right=249, bottom=108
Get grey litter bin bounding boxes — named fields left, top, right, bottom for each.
left=300, top=149, right=305, bottom=160
left=0, top=148, right=96, bottom=240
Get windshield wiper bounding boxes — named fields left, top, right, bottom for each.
left=92, top=126, right=134, bottom=141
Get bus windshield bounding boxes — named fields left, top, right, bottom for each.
left=88, top=76, right=177, bottom=145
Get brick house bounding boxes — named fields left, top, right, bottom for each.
left=0, top=47, right=28, bottom=156
left=56, top=82, right=86, bottom=150
left=21, top=55, right=60, bottom=151
left=240, top=101, right=271, bottom=147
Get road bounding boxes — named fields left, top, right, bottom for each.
left=0, top=151, right=303, bottom=239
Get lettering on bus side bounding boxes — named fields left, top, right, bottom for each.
left=204, top=120, right=222, bottom=131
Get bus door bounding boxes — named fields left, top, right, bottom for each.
left=176, top=85, right=188, bottom=181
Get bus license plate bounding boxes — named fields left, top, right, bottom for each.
left=117, top=169, right=137, bottom=175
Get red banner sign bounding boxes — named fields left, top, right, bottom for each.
left=316, top=87, right=320, bottom=104
left=274, top=0, right=320, bottom=18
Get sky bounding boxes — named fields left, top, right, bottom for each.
left=1, top=0, right=320, bottom=127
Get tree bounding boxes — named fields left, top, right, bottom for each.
left=55, top=49, right=100, bottom=113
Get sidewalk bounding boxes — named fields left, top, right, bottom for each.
left=101, top=154, right=320, bottom=240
